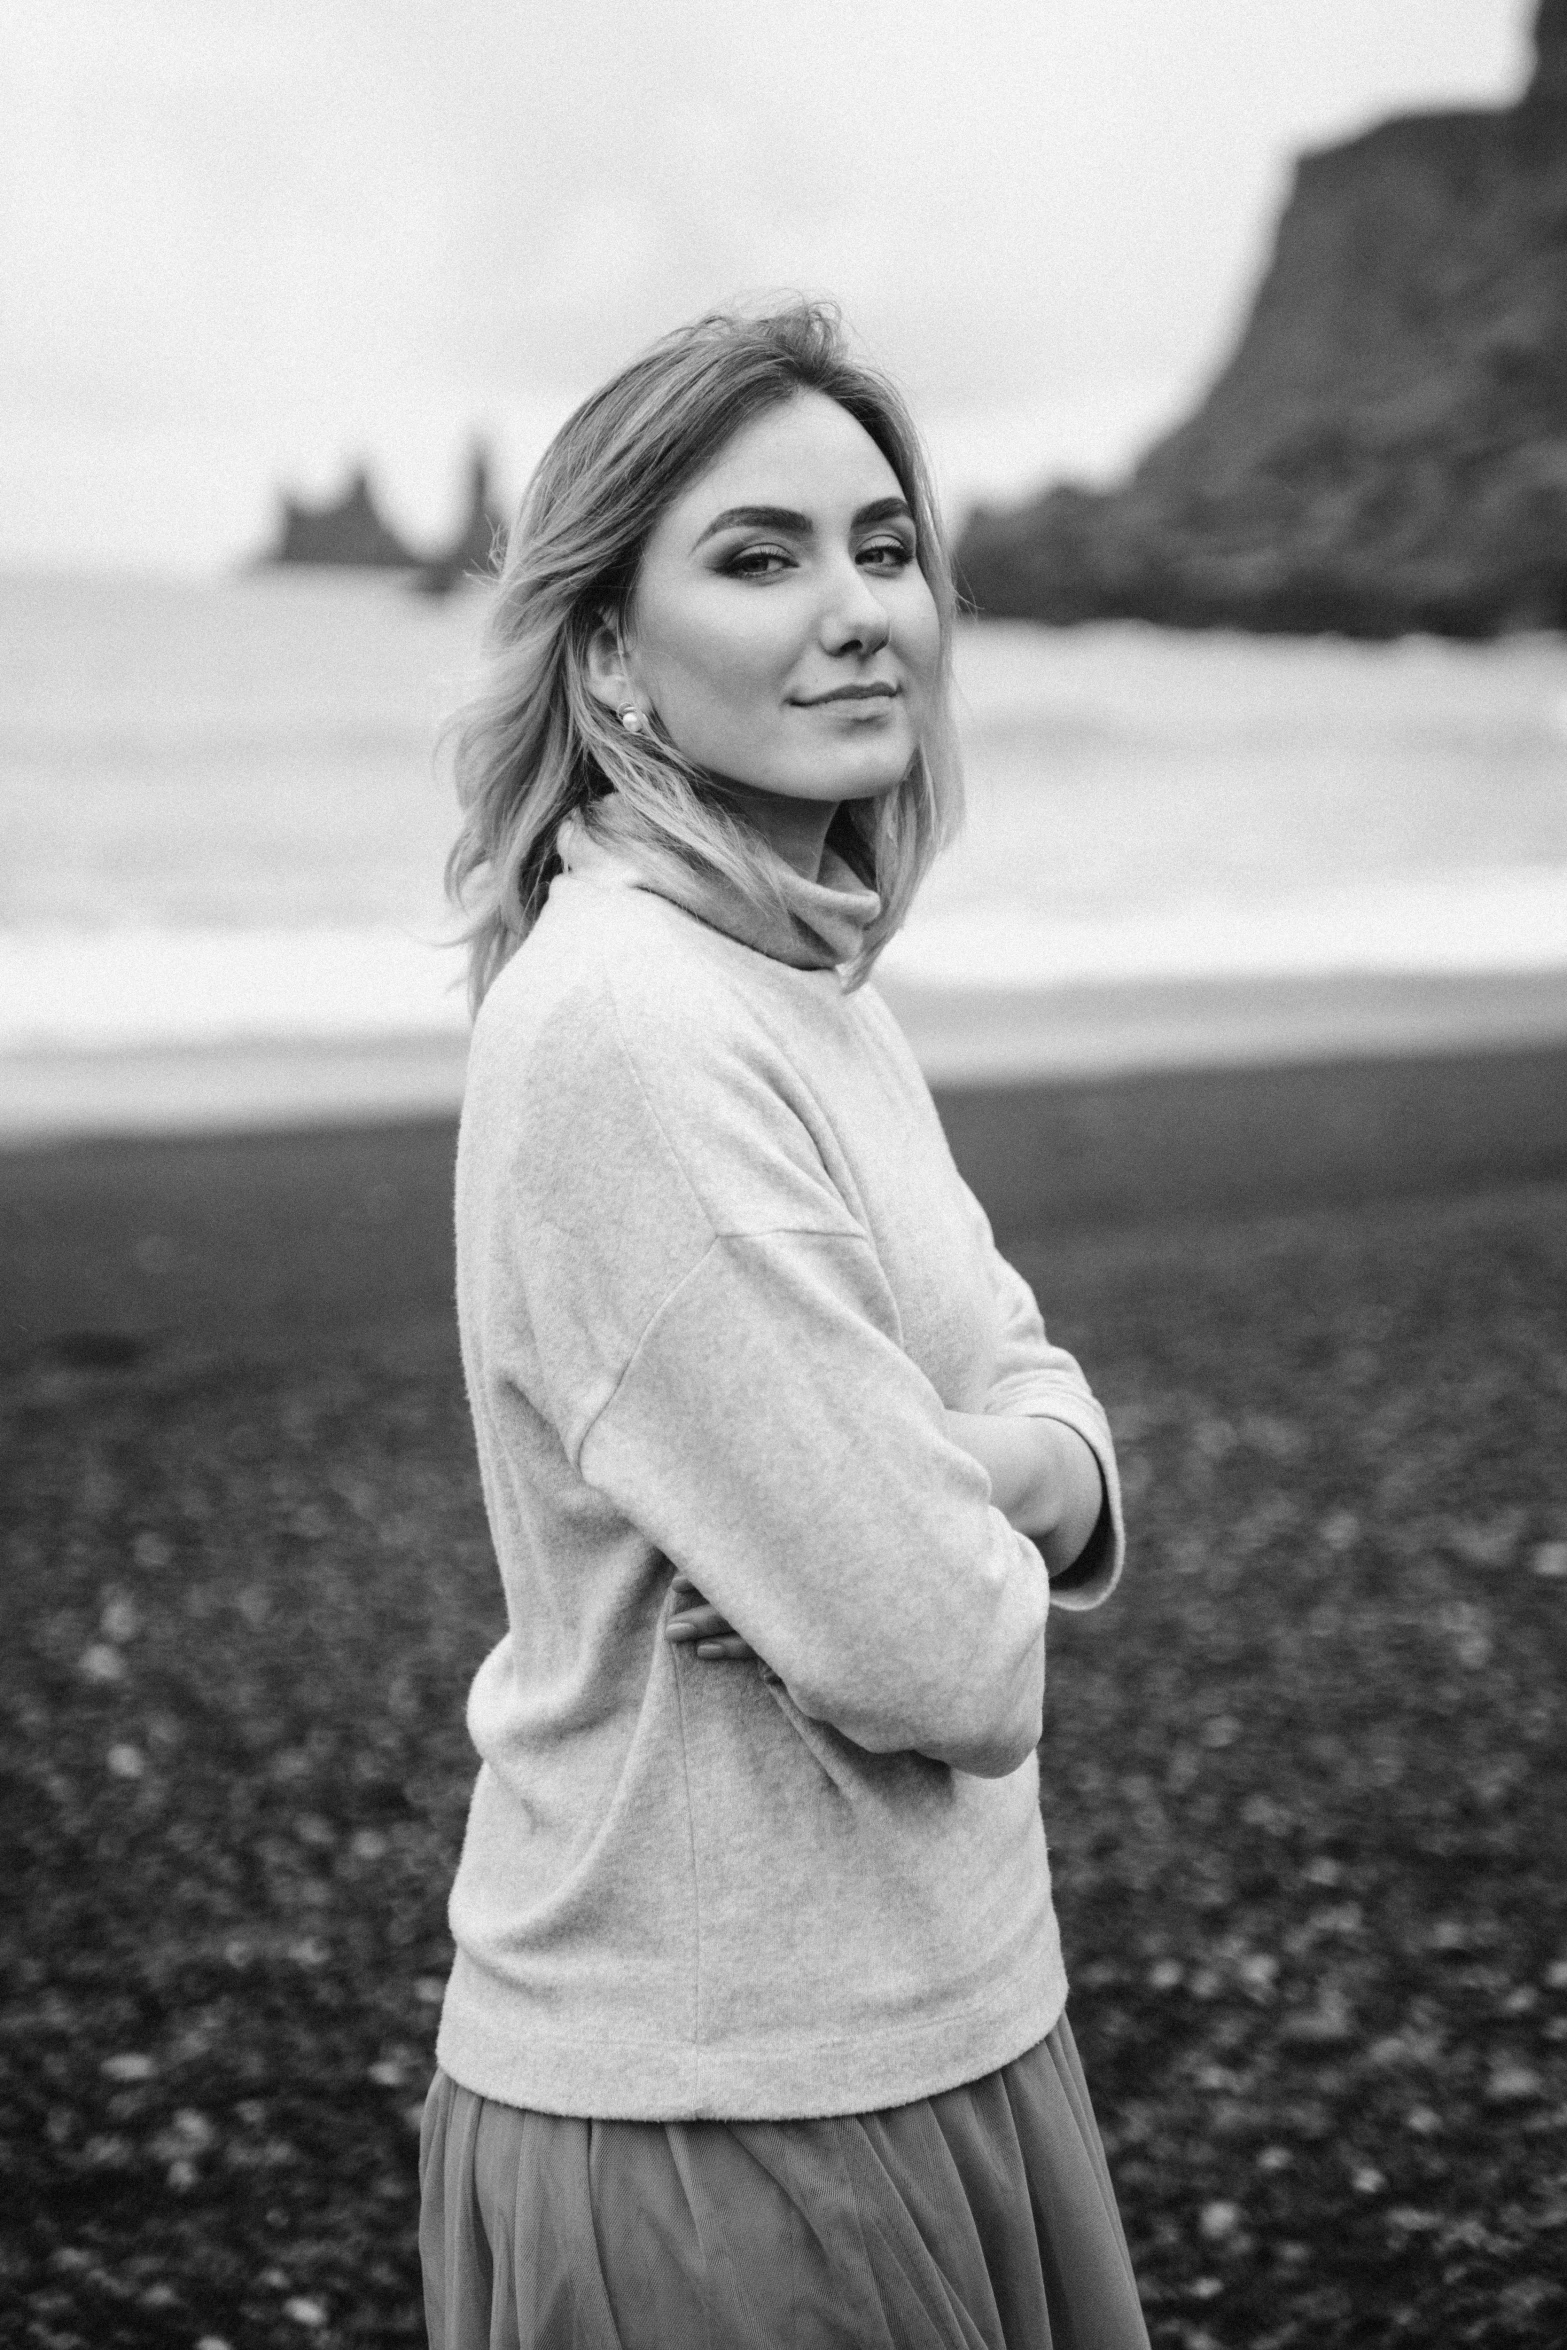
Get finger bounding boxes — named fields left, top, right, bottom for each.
left=667, top=1609, right=730, bottom=1639
left=695, top=1637, right=759, bottom=1663
left=668, top=1574, right=704, bottom=1601
left=666, top=1606, right=735, bottom=1642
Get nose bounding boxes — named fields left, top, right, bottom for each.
left=818, top=556, right=891, bottom=657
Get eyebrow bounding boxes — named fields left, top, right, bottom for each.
left=692, top=495, right=913, bottom=549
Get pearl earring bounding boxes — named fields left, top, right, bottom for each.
left=618, top=707, right=645, bottom=734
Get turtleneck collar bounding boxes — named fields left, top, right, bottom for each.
left=555, top=801, right=881, bottom=974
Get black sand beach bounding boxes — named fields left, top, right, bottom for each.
left=5, top=1060, right=1567, bottom=2347
left=8, top=1041, right=1567, bottom=1364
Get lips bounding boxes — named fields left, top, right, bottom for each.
left=799, top=684, right=899, bottom=706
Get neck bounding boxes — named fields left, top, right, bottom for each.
left=718, top=781, right=837, bottom=883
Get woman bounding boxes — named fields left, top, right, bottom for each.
left=423, top=300, right=1149, bottom=2349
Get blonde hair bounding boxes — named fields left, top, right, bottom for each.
left=444, top=300, right=963, bottom=1009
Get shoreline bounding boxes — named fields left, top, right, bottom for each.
left=5, top=963, right=1567, bottom=1152
left=7, top=1039, right=1567, bottom=1365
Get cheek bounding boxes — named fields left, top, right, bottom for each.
left=645, top=594, right=798, bottom=723
left=895, top=578, right=943, bottom=683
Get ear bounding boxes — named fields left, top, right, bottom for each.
left=585, top=612, right=633, bottom=714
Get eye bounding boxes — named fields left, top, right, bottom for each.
left=858, top=536, right=915, bottom=572
left=722, top=543, right=795, bottom=580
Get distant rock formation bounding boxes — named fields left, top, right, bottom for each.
left=957, top=2, right=1567, bottom=636
left=412, top=445, right=509, bottom=597
left=268, top=467, right=421, bottom=569
left=261, top=444, right=507, bottom=588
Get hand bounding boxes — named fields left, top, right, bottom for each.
left=665, top=1574, right=761, bottom=1663
left=944, top=1411, right=1105, bottom=1578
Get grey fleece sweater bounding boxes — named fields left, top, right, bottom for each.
left=436, top=820, right=1125, bottom=2122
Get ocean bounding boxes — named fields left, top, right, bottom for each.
left=4, top=569, right=1567, bottom=1133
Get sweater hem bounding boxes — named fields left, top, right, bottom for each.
left=433, top=1954, right=1069, bottom=2123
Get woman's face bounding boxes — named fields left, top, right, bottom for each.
left=602, top=389, right=942, bottom=821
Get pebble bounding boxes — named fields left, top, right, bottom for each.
left=101, top=1596, right=140, bottom=1642
left=102, top=2052, right=157, bottom=2083
left=1281, top=1986, right=1353, bottom=2043
left=1486, top=2059, right=1542, bottom=2103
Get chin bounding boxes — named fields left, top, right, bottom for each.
left=717, top=743, right=915, bottom=805
left=831, top=754, right=914, bottom=802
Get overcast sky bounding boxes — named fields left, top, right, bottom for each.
left=2, top=0, right=1532, bottom=570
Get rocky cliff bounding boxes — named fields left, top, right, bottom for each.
left=957, top=2, right=1567, bottom=635
left=262, top=445, right=506, bottom=584
left=412, top=444, right=508, bottom=596
left=268, top=467, right=421, bottom=569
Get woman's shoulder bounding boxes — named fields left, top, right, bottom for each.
left=463, top=878, right=854, bottom=1235
left=472, top=874, right=773, bottom=1088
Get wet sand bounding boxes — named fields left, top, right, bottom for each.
left=6, top=1041, right=1567, bottom=1364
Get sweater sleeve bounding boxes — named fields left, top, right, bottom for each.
left=577, top=1225, right=1051, bottom=1779
left=960, top=1176, right=1125, bottom=1613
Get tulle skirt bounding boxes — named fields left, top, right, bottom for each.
left=419, top=2011, right=1149, bottom=2349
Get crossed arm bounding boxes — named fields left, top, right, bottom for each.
left=667, top=1410, right=1105, bottom=1663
